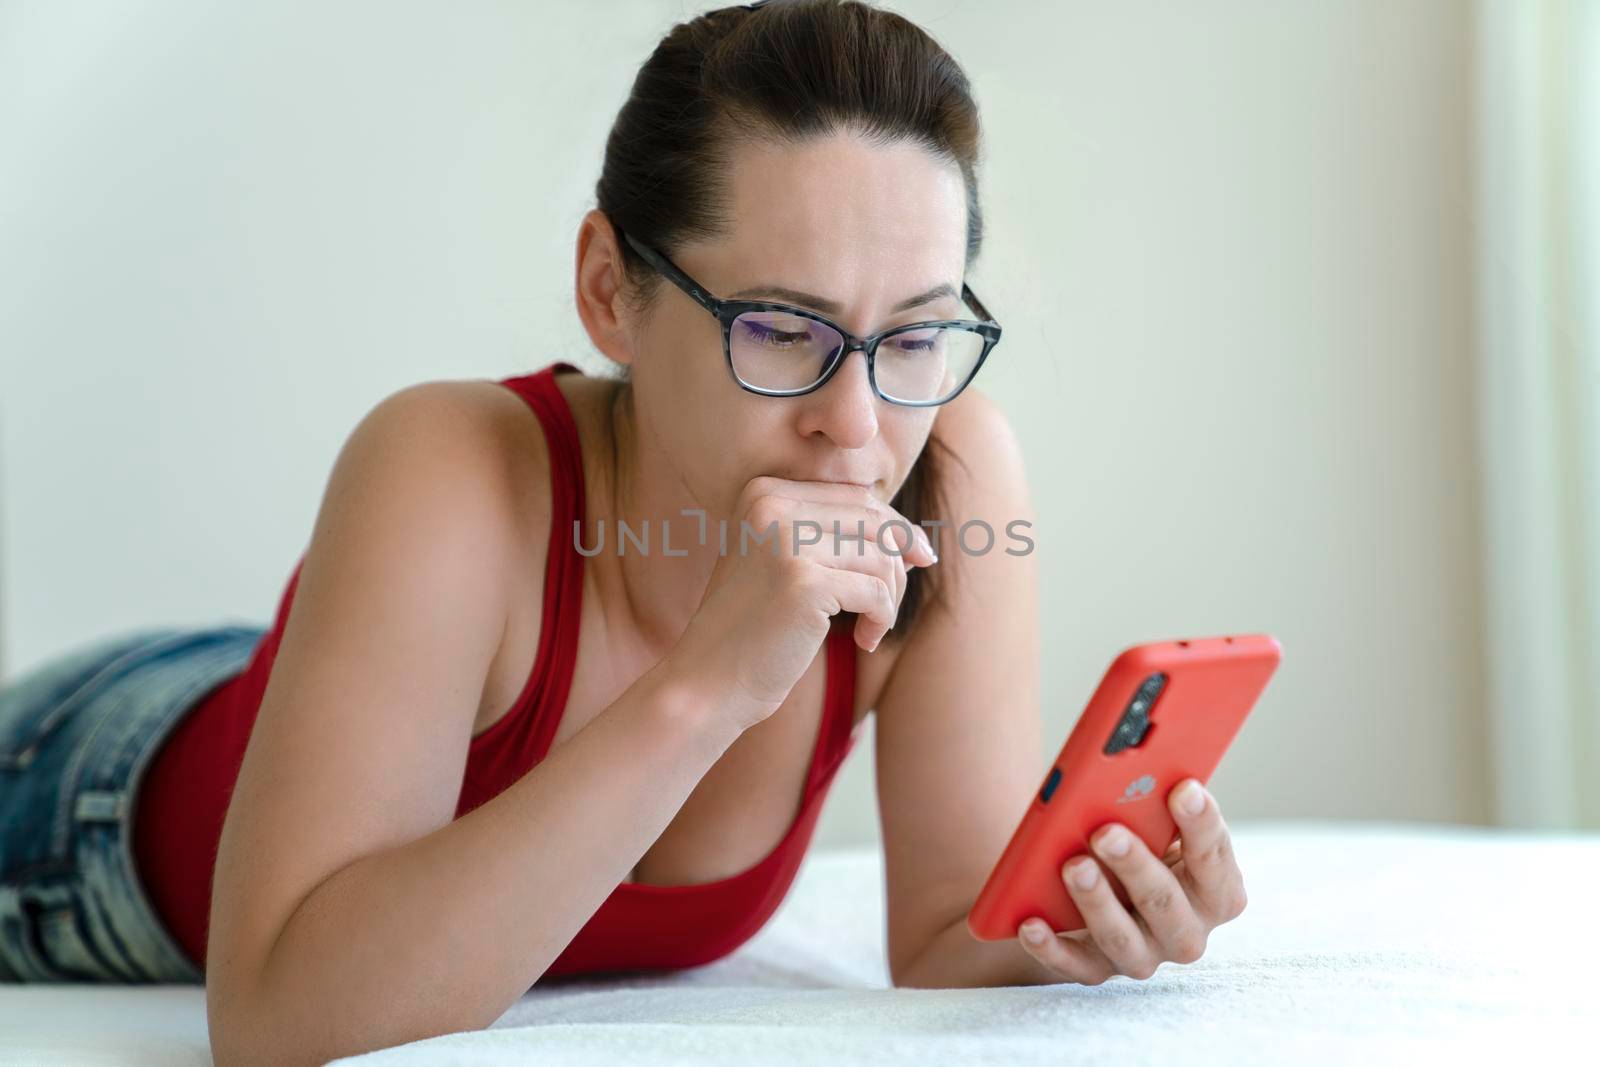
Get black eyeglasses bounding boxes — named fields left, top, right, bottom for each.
left=617, top=227, right=1002, bottom=408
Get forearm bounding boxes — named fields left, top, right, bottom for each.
left=222, top=662, right=743, bottom=1065
left=894, top=910, right=1065, bottom=989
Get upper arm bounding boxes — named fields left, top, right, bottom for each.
left=206, top=380, right=533, bottom=1006
left=872, top=386, right=1042, bottom=981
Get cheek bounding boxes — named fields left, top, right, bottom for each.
left=699, top=409, right=788, bottom=511
left=886, top=417, right=938, bottom=482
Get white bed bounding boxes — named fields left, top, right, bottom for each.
left=2, top=820, right=1595, bottom=1066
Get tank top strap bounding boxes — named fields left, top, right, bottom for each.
left=517, top=361, right=587, bottom=501
left=808, top=617, right=860, bottom=793
left=491, top=361, right=588, bottom=764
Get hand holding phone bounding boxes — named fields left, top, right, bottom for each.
left=967, top=634, right=1280, bottom=943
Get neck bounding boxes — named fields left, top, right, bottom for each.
left=594, top=378, right=726, bottom=663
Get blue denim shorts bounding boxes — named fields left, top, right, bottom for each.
left=0, top=624, right=265, bottom=983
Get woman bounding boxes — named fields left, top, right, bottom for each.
left=0, top=0, right=1248, bottom=1061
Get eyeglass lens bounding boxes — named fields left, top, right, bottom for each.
left=728, top=310, right=985, bottom=404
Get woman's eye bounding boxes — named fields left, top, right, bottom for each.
left=888, top=332, right=939, bottom=354
left=742, top=322, right=811, bottom=347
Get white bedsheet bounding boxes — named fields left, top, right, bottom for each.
left=2, top=820, right=1596, bottom=1065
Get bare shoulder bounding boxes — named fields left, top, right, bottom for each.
left=349, top=376, right=567, bottom=587
left=310, top=377, right=542, bottom=595
left=369, top=377, right=553, bottom=524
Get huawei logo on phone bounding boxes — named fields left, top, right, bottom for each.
left=1116, top=774, right=1157, bottom=803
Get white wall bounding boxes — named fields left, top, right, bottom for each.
left=0, top=0, right=1485, bottom=846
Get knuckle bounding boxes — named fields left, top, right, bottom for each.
left=1134, top=885, right=1181, bottom=917
left=875, top=516, right=912, bottom=553
left=871, top=520, right=907, bottom=558
left=1194, top=835, right=1234, bottom=871
left=783, top=554, right=816, bottom=588
left=1170, top=931, right=1207, bottom=964
left=880, top=558, right=907, bottom=601
left=1097, top=928, right=1137, bottom=958
left=1128, top=959, right=1160, bottom=981
left=745, top=494, right=785, bottom=529
left=738, top=478, right=773, bottom=512
left=1224, top=885, right=1248, bottom=921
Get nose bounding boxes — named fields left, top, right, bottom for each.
left=797, top=347, right=879, bottom=449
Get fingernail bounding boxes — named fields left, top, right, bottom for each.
left=1065, top=859, right=1098, bottom=891
left=1097, top=827, right=1130, bottom=857
left=1023, top=920, right=1050, bottom=943
left=1178, top=779, right=1207, bottom=816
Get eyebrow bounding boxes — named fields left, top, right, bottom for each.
left=726, top=282, right=960, bottom=317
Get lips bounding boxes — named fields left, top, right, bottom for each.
left=779, top=470, right=878, bottom=489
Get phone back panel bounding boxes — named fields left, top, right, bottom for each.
left=966, top=634, right=1280, bottom=941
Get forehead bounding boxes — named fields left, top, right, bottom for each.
left=716, top=131, right=967, bottom=292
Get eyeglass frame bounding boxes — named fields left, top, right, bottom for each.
left=615, top=226, right=1002, bottom=408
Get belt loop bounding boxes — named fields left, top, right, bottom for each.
left=74, top=791, right=127, bottom=823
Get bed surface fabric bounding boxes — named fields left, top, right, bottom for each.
left=1, top=820, right=1594, bottom=1065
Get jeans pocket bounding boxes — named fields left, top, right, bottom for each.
left=1, top=877, right=123, bottom=982
left=0, top=629, right=187, bottom=772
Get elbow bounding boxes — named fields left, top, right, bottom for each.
left=206, top=968, right=313, bottom=1067
left=207, top=980, right=278, bottom=1067
left=889, top=961, right=934, bottom=989
left=208, top=1010, right=345, bottom=1067
left=887, top=945, right=931, bottom=989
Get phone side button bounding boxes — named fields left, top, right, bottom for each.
left=1039, top=767, right=1062, bottom=803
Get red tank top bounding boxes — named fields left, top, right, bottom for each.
left=131, top=361, right=861, bottom=980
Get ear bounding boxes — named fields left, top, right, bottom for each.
left=574, top=208, right=636, bottom=369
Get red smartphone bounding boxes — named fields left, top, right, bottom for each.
left=966, top=633, right=1281, bottom=942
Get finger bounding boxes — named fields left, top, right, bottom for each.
left=852, top=524, right=910, bottom=620
left=811, top=566, right=897, bottom=651
left=877, top=514, right=937, bottom=567
left=1017, top=917, right=1117, bottom=986
left=769, top=480, right=937, bottom=567
left=828, top=483, right=938, bottom=567
left=784, top=502, right=922, bottom=593
left=856, top=554, right=907, bottom=651
left=784, top=504, right=910, bottom=646
left=841, top=506, right=934, bottom=571
left=1165, top=779, right=1247, bottom=925
left=799, top=524, right=907, bottom=650
left=1059, top=852, right=1161, bottom=979
left=1161, top=838, right=1183, bottom=868
left=1089, top=824, right=1207, bottom=967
